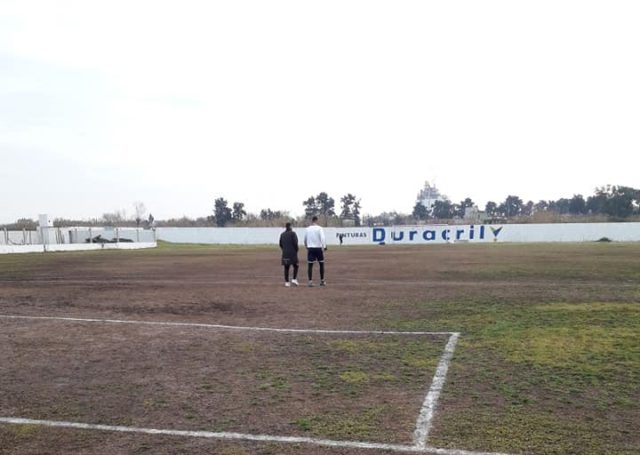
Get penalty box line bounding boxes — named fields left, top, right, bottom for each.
left=0, top=314, right=456, bottom=336
left=0, top=314, right=488, bottom=453
left=0, top=418, right=513, bottom=455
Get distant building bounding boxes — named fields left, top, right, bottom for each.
left=417, top=181, right=446, bottom=211
left=464, top=206, right=490, bottom=223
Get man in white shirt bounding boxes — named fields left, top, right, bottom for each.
left=304, top=216, right=326, bottom=287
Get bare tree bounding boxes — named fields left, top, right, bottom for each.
left=102, top=209, right=127, bottom=226
left=133, top=201, right=147, bottom=227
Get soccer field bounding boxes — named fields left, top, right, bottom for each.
left=1, top=242, right=639, bottom=455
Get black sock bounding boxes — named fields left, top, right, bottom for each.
left=308, top=263, right=313, bottom=281
left=319, top=262, right=325, bottom=280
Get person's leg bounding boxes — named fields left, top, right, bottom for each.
left=307, top=249, right=315, bottom=284
left=293, top=264, right=299, bottom=280
left=317, top=249, right=326, bottom=285
left=284, top=264, right=290, bottom=282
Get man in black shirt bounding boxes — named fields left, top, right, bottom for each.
left=279, top=222, right=299, bottom=287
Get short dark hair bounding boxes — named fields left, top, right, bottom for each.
left=285, top=222, right=292, bottom=230
left=312, top=216, right=318, bottom=222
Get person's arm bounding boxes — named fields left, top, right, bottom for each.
left=279, top=234, right=284, bottom=250
left=304, top=230, right=308, bottom=248
left=293, top=232, right=299, bottom=252
left=320, top=228, right=326, bottom=250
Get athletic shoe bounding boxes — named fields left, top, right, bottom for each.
left=320, top=280, right=326, bottom=287
left=284, top=282, right=291, bottom=287
left=308, top=281, right=314, bottom=287
left=291, top=279, right=299, bottom=287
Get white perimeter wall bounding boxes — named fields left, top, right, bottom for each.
left=0, top=242, right=157, bottom=255
left=157, top=223, right=640, bottom=245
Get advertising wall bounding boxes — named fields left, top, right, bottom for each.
left=0, top=242, right=157, bottom=255
left=157, top=223, right=640, bottom=246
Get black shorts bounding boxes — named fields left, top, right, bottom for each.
left=307, top=247, right=324, bottom=263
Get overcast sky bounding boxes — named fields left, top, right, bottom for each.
left=1, top=1, right=639, bottom=223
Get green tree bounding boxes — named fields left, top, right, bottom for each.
left=316, top=192, right=336, bottom=221
left=569, top=195, right=586, bottom=215
left=534, top=200, right=549, bottom=213
left=432, top=200, right=453, bottom=219
left=303, top=196, right=319, bottom=218
left=340, top=193, right=356, bottom=219
left=339, top=193, right=361, bottom=225
left=585, top=185, right=637, bottom=217
left=353, top=199, right=362, bottom=226
left=214, top=197, right=232, bottom=227
left=232, top=202, right=247, bottom=222
left=499, top=195, right=523, bottom=218
left=260, top=209, right=284, bottom=220
left=522, top=200, right=535, bottom=217
left=485, top=201, right=498, bottom=217
left=602, top=185, right=637, bottom=217
left=586, top=192, right=606, bottom=214
left=550, top=198, right=571, bottom=214
left=303, top=192, right=335, bottom=223
left=412, top=201, right=429, bottom=220
left=454, top=197, right=474, bottom=218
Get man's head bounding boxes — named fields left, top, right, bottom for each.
left=311, top=216, right=318, bottom=224
left=285, top=222, right=292, bottom=231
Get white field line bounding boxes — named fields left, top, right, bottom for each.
left=414, top=333, right=460, bottom=448
left=0, top=314, right=455, bottom=336
left=0, top=417, right=513, bottom=455
left=0, top=315, right=509, bottom=454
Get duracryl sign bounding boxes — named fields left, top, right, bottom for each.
left=155, top=222, right=640, bottom=245
left=371, top=225, right=502, bottom=244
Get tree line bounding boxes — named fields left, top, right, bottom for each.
left=2, top=185, right=638, bottom=230
left=411, top=185, right=640, bottom=221
left=209, top=192, right=362, bottom=227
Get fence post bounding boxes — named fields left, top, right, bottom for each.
left=89, top=227, right=93, bottom=243
left=41, top=226, right=47, bottom=253
left=116, top=228, right=120, bottom=243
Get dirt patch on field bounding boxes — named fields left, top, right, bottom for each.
left=1, top=243, right=639, bottom=454
left=1, top=318, right=446, bottom=445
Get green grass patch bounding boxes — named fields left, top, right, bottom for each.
left=291, top=405, right=389, bottom=440
left=339, top=370, right=369, bottom=384
left=386, top=300, right=640, bottom=454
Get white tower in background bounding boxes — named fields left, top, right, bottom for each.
left=417, top=182, right=446, bottom=211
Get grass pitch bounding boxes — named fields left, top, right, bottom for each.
left=0, top=242, right=639, bottom=454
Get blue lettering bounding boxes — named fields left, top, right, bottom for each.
left=480, top=225, right=485, bottom=239
left=491, top=226, right=503, bottom=238
left=441, top=229, right=450, bottom=241
left=373, top=228, right=386, bottom=243
left=409, top=230, right=418, bottom=241
left=469, top=225, right=475, bottom=240
left=456, top=229, right=465, bottom=240
left=423, top=230, right=436, bottom=241
left=392, top=231, right=404, bottom=241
